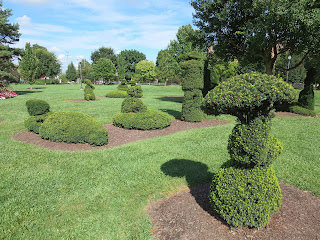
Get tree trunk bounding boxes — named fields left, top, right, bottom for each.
left=265, top=61, right=274, bottom=75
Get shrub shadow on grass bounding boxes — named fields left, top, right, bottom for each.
left=161, top=159, right=227, bottom=223
left=15, top=90, right=43, bottom=95
left=160, top=159, right=231, bottom=225
left=156, top=96, right=183, bottom=103
left=159, top=109, right=181, bottom=119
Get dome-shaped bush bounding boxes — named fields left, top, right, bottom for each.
left=121, top=97, right=147, bottom=113
left=209, top=164, right=282, bottom=228
left=39, top=111, right=108, bottom=146
left=26, top=99, right=50, bottom=116
left=106, top=90, right=129, bottom=98
left=24, top=112, right=53, bottom=134
left=112, top=109, right=171, bottom=130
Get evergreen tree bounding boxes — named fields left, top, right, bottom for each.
left=66, top=62, right=77, bottom=82
left=20, top=43, right=39, bottom=89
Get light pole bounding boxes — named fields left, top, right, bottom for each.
left=286, top=55, right=292, bottom=83
left=80, top=61, right=83, bottom=90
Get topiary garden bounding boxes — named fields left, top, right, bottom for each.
left=105, top=90, right=129, bottom=98
left=84, top=79, right=96, bottom=101
left=203, top=72, right=296, bottom=228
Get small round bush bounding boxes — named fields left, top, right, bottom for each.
left=228, top=118, right=283, bottom=167
left=209, top=164, right=282, bottom=228
left=127, top=85, right=143, bottom=98
left=121, top=97, right=147, bottom=113
left=39, top=111, right=108, bottom=146
left=117, top=84, right=128, bottom=91
left=105, top=90, right=129, bottom=98
left=26, top=99, right=50, bottom=116
left=112, top=109, right=172, bottom=130
left=24, top=112, right=52, bottom=134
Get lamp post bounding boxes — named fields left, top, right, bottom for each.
left=286, top=55, right=292, bottom=83
left=79, top=61, right=83, bottom=90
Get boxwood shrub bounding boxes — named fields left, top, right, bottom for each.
left=289, top=105, right=316, bottom=117
left=112, top=109, right=171, bottom=130
left=39, top=111, right=108, bottom=146
left=209, top=164, right=282, bottom=228
left=84, top=79, right=96, bottom=101
left=26, top=99, right=50, bottom=116
left=127, top=85, right=143, bottom=98
left=105, top=90, right=129, bottom=98
left=117, top=84, right=128, bottom=91
left=121, top=97, right=147, bottom=113
left=24, top=112, right=52, bottom=134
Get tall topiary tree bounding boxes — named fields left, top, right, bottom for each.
left=203, top=72, right=296, bottom=228
left=20, top=43, right=39, bottom=89
left=84, top=79, right=95, bottom=101
left=180, top=51, right=204, bottom=122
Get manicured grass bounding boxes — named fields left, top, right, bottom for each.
left=0, top=84, right=319, bottom=239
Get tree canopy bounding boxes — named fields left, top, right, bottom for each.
left=19, top=43, right=39, bottom=89
left=191, top=0, right=320, bottom=75
left=134, top=60, right=156, bottom=82
left=156, top=49, right=181, bottom=84
left=117, top=50, right=146, bottom=80
left=92, top=58, right=116, bottom=84
left=91, top=47, right=117, bottom=66
left=66, top=62, right=77, bottom=82
left=0, top=1, right=22, bottom=82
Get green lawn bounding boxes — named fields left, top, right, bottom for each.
left=0, top=84, right=319, bottom=239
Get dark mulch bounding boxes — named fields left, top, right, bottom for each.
left=11, top=119, right=229, bottom=151
left=148, top=183, right=320, bottom=240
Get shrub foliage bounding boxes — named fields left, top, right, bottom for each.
left=113, top=109, right=171, bottom=130
left=204, top=72, right=296, bottom=228
left=181, top=59, right=204, bottom=122
left=39, top=111, right=108, bottom=146
left=121, top=97, right=147, bottom=113
left=84, top=79, right=96, bottom=101
left=26, top=99, right=50, bottom=116
left=127, top=85, right=143, bottom=98
left=106, top=90, right=129, bottom=98
left=24, top=112, right=52, bottom=133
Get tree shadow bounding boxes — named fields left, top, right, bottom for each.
left=161, top=159, right=228, bottom=225
left=156, top=96, right=183, bottom=103
left=15, top=90, right=43, bottom=95
left=159, top=109, right=181, bottom=119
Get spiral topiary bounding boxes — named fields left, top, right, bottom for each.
left=127, top=85, right=143, bottom=98
left=204, top=72, right=296, bottom=228
left=84, top=79, right=96, bottom=101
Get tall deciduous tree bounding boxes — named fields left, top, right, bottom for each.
left=33, top=44, right=61, bottom=79
left=92, top=58, right=116, bottom=84
left=156, top=49, right=181, bottom=85
left=191, top=0, right=320, bottom=75
left=77, top=59, right=91, bottom=80
left=135, top=60, right=156, bottom=83
left=0, top=0, right=22, bottom=83
left=66, top=62, right=77, bottom=82
left=20, top=43, right=39, bottom=89
left=91, top=47, right=117, bottom=66
left=117, top=50, right=146, bottom=80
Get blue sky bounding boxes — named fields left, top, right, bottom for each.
left=4, top=0, right=195, bottom=72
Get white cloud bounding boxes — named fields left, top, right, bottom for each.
left=49, top=46, right=62, bottom=53
left=16, top=15, right=31, bottom=26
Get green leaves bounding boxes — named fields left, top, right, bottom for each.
left=134, top=60, right=156, bottom=82
left=19, top=43, right=39, bottom=87
left=92, top=58, right=116, bottom=83
left=66, top=62, right=77, bottom=82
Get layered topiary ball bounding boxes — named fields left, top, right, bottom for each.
left=121, top=98, right=147, bottom=113
left=26, top=99, right=50, bottom=116
left=39, top=111, right=108, bottom=146
left=113, top=109, right=171, bottom=130
left=105, top=90, right=129, bottom=98
left=203, top=72, right=296, bottom=228
left=127, top=85, right=143, bottom=98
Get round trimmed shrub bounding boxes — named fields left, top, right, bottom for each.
left=24, top=112, right=52, bottom=134
left=112, top=109, right=171, bottom=130
left=209, top=164, right=282, bottom=228
left=106, top=90, right=129, bottom=98
left=228, top=118, right=283, bottom=167
left=127, top=85, right=143, bottom=98
left=26, top=99, right=50, bottom=116
left=121, top=97, right=147, bottom=113
left=39, top=111, right=108, bottom=146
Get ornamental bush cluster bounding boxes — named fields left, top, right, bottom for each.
left=105, top=90, right=129, bottom=98
left=121, top=97, right=147, bottom=113
left=39, top=111, right=108, bottom=146
left=127, top=85, right=143, bottom=98
left=205, top=72, right=296, bottom=228
left=84, top=79, right=96, bottom=101
left=181, top=59, right=204, bottom=122
left=26, top=99, right=50, bottom=116
left=117, top=80, right=128, bottom=91
left=24, top=112, right=53, bottom=133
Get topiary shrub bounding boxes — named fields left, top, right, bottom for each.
left=24, top=112, right=52, bottom=133
left=289, top=105, right=316, bottom=117
left=112, top=109, right=171, bottom=130
left=84, top=79, right=96, bottom=101
left=203, top=72, right=296, bottom=228
left=117, top=79, right=128, bottom=91
left=121, top=97, right=147, bottom=113
left=181, top=59, right=204, bottom=122
left=209, top=164, right=281, bottom=228
left=106, top=90, right=129, bottom=98
left=298, top=85, right=314, bottom=110
left=26, top=99, right=50, bottom=116
left=127, top=85, right=143, bottom=98
left=39, top=111, right=108, bottom=146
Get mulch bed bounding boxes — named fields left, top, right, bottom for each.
left=275, top=111, right=306, bottom=117
left=67, top=99, right=88, bottom=102
left=11, top=119, right=229, bottom=151
left=148, top=183, right=320, bottom=240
